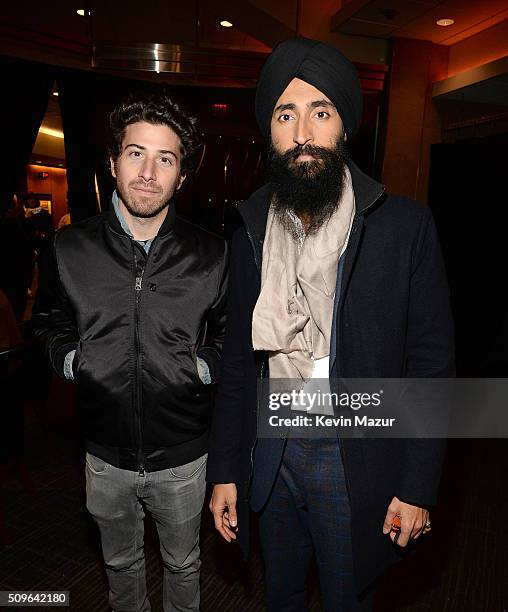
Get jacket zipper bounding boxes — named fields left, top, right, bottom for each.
left=134, top=255, right=145, bottom=476
left=134, top=239, right=158, bottom=476
left=133, top=244, right=154, bottom=477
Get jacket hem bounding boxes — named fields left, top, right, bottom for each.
left=86, top=432, right=209, bottom=472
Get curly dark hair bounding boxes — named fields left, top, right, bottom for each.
left=108, top=90, right=202, bottom=176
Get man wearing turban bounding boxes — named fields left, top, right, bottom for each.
left=207, top=38, right=454, bottom=610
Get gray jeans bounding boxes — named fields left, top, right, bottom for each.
left=85, top=452, right=207, bottom=612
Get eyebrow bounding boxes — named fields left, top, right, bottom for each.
left=309, top=99, right=335, bottom=109
left=124, top=143, right=177, bottom=159
left=273, top=99, right=336, bottom=114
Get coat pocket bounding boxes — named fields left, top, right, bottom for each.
left=71, top=340, right=83, bottom=381
left=186, top=344, right=205, bottom=385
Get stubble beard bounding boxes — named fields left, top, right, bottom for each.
left=268, top=136, right=348, bottom=236
left=116, top=179, right=174, bottom=219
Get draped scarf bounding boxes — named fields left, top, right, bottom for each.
left=252, top=167, right=355, bottom=380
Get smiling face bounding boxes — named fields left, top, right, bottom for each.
left=270, top=77, right=345, bottom=168
left=110, top=121, right=185, bottom=219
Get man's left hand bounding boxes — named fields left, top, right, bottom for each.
left=382, top=496, right=430, bottom=547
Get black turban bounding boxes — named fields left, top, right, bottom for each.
left=255, top=37, right=362, bottom=141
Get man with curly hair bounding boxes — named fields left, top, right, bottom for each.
left=33, top=90, right=228, bottom=612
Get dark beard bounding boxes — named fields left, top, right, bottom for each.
left=116, top=181, right=170, bottom=219
left=268, top=138, right=348, bottom=236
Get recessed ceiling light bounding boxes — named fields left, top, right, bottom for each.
left=76, top=9, right=85, bottom=16
left=220, top=20, right=233, bottom=28
left=52, top=91, right=59, bottom=96
left=436, top=18, right=455, bottom=27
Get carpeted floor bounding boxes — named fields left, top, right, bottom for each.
left=0, top=384, right=506, bottom=612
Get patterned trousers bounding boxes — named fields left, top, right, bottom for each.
left=258, top=437, right=374, bottom=612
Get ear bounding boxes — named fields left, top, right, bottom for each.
left=177, top=174, right=186, bottom=191
left=109, top=157, right=117, bottom=178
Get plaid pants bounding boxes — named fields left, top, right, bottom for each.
left=258, top=437, right=374, bottom=612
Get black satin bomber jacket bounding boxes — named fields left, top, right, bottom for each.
left=32, top=202, right=228, bottom=473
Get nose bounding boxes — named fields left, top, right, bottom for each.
left=293, top=116, right=313, bottom=147
left=138, top=157, right=156, bottom=182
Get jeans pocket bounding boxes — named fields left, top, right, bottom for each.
left=86, top=452, right=109, bottom=474
left=168, top=453, right=207, bottom=480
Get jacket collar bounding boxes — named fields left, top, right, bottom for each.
left=238, top=159, right=385, bottom=245
left=107, top=192, right=177, bottom=239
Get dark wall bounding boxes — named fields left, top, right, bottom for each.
left=428, top=133, right=508, bottom=376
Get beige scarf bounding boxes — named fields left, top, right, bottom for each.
left=252, top=166, right=355, bottom=380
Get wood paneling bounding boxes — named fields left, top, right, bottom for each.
left=448, top=18, right=508, bottom=77
left=382, top=38, right=449, bottom=203
left=26, top=165, right=68, bottom=227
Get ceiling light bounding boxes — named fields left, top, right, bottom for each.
left=52, top=91, right=59, bottom=96
left=77, top=9, right=85, bottom=16
left=220, top=20, right=233, bottom=28
left=436, top=18, right=455, bottom=27
left=39, top=126, right=65, bottom=139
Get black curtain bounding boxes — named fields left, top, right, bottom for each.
left=56, top=69, right=103, bottom=222
left=1, top=55, right=54, bottom=213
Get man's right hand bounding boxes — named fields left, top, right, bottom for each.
left=209, top=483, right=238, bottom=542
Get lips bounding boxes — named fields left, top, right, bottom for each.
left=131, top=186, right=160, bottom=194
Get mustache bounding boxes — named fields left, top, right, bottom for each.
left=277, top=144, right=332, bottom=164
left=129, top=180, right=162, bottom=193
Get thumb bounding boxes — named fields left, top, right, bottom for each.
left=383, top=510, right=399, bottom=535
left=228, top=497, right=238, bottom=527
